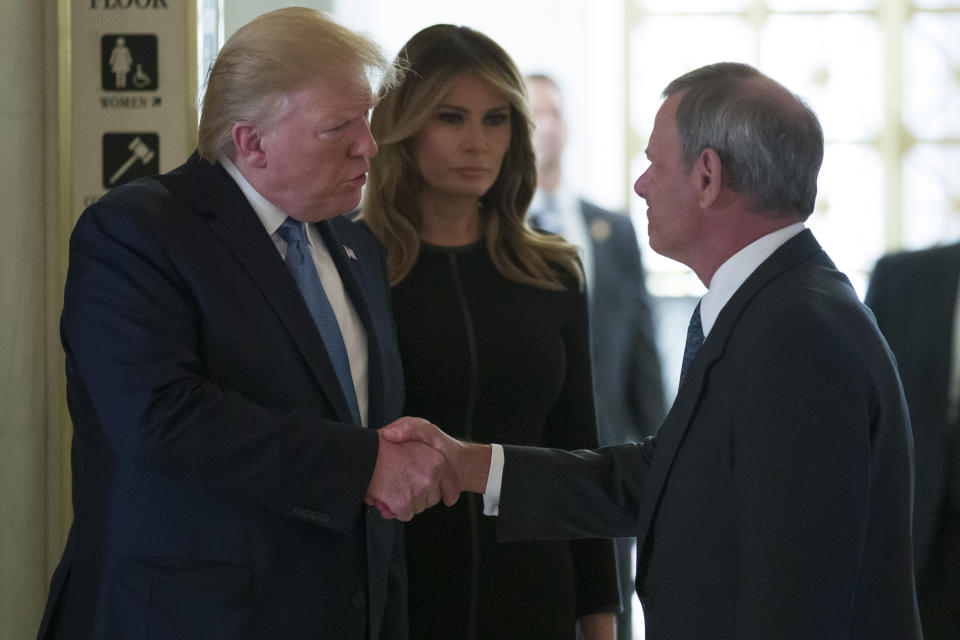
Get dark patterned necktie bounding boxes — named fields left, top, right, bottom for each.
left=679, top=301, right=704, bottom=389
left=276, top=217, right=361, bottom=425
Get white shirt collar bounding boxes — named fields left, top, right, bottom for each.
left=699, top=222, right=806, bottom=337
left=219, top=156, right=295, bottom=240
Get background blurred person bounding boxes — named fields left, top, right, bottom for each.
left=867, top=241, right=960, bottom=640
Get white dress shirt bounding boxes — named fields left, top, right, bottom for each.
left=482, top=221, right=807, bottom=515
left=220, top=157, right=369, bottom=427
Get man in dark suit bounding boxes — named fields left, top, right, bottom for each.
left=38, top=9, right=455, bottom=640
left=384, top=62, right=922, bottom=639
left=526, top=73, right=665, bottom=640
left=867, top=241, right=960, bottom=639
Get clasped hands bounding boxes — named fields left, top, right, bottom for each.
left=364, top=417, right=491, bottom=521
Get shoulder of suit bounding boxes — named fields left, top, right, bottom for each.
left=876, top=241, right=960, bottom=274
left=99, top=153, right=215, bottom=211
left=88, top=156, right=236, bottom=238
left=93, top=175, right=180, bottom=227
left=100, top=173, right=171, bottom=206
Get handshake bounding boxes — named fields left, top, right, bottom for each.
left=364, top=417, right=492, bottom=521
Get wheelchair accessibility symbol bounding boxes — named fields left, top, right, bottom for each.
left=102, top=34, right=158, bottom=92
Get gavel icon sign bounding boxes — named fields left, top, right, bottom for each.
left=109, top=136, right=155, bottom=186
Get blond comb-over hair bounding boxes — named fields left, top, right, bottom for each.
left=197, top=7, right=400, bottom=162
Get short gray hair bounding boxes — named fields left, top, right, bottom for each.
left=664, top=62, right=823, bottom=219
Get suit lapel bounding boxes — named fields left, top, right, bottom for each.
left=183, top=156, right=356, bottom=424
left=633, top=229, right=824, bottom=554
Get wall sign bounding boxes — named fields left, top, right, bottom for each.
left=101, top=34, right=158, bottom=91
left=102, top=133, right=160, bottom=187
left=70, top=1, right=196, bottom=212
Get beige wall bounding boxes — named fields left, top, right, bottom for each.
left=224, top=0, right=331, bottom=39
left=0, top=0, right=66, bottom=636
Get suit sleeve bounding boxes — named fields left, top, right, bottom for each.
left=62, top=203, right=379, bottom=535
left=539, top=286, right=622, bottom=615
left=497, top=441, right=655, bottom=541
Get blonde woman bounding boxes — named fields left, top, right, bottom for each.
left=362, top=24, right=619, bottom=640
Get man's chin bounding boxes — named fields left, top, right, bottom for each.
left=306, top=194, right=363, bottom=222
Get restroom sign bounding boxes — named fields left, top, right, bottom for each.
left=102, top=133, right=159, bottom=188
left=101, top=34, right=158, bottom=91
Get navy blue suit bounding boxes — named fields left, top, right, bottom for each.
left=496, top=230, right=922, bottom=639
left=39, top=153, right=407, bottom=639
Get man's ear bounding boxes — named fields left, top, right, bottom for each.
left=232, top=121, right=267, bottom=168
left=695, top=147, right=723, bottom=208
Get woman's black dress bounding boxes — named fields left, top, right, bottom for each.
left=392, top=241, right=620, bottom=639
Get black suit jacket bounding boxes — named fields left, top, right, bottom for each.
left=866, top=241, right=960, bottom=578
left=496, top=230, right=922, bottom=639
left=39, top=153, right=407, bottom=639
left=580, top=201, right=665, bottom=444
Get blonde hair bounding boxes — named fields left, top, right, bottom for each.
left=361, top=24, right=582, bottom=291
left=197, top=7, right=399, bottom=162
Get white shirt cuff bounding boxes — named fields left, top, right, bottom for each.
left=482, top=443, right=504, bottom=516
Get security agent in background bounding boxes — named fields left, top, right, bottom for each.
left=525, top=73, right=666, bottom=640
left=867, top=240, right=960, bottom=640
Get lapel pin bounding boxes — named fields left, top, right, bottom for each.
left=590, top=219, right=612, bottom=242
left=344, top=245, right=358, bottom=261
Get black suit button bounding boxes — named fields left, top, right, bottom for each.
left=351, top=592, right=366, bottom=608
left=314, top=512, right=330, bottom=523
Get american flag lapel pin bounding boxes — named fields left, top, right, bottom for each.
left=344, top=244, right=358, bottom=261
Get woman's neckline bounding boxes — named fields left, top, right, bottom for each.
left=419, top=238, right=484, bottom=254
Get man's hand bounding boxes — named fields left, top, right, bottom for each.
left=365, top=417, right=459, bottom=521
left=578, top=613, right=616, bottom=640
left=379, top=419, right=492, bottom=495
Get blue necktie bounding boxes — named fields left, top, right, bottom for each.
left=276, top=217, right=361, bottom=425
left=679, top=301, right=704, bottom=388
